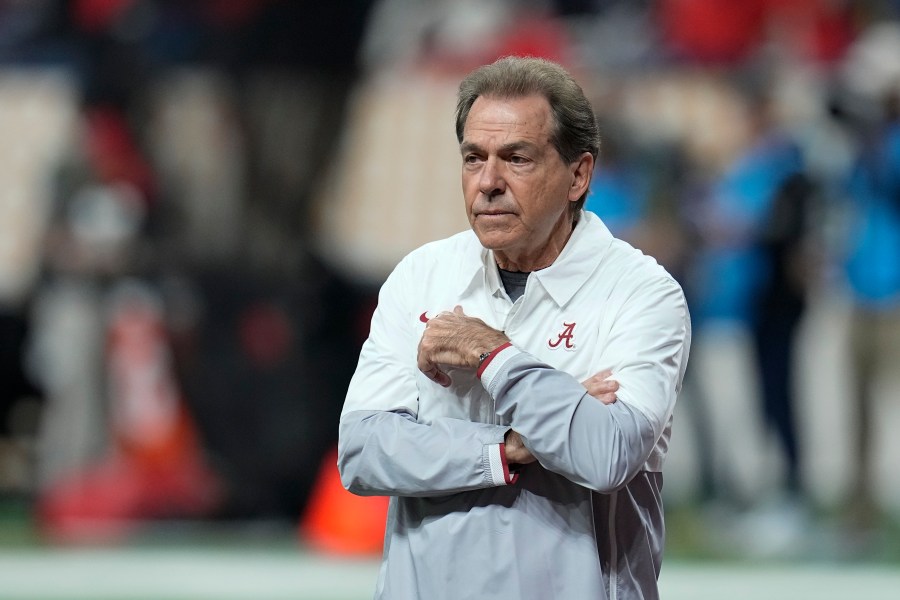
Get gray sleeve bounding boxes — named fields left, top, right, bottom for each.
left=487, top=353, right=658, bottom=493
left=338, top=408, right=514, bottom=497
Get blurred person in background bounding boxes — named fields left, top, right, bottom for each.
left=338, top=56, right=691, bottom=600
left=840, top=83, right=900, bottom=531
left=742, top=89, right=818, bottom=512
left=0, top=0, right=74, bottom=497
left=684, top=79, right=818, bottom=549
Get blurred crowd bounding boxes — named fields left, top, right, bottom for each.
left=0, top=0, right=899, bottom=557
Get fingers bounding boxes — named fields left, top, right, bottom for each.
left=581, top=369, right=619, bottom=404
left=504, top=430, right=537, bottom=465
left=581, top=369, right=616, bottom=388
left=417, top=356, right=451, bottom=387
left=417, top=335, right=452, bottom=387
left=427, top=367, right=451, bottom=388
left=418, top=305, right=506, bottom=384
left=592, top=378, right=619, bottom=393
left=593, top=391, right=618, bottom=405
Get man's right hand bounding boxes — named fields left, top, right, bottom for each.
left=503, top=369, right=619, bottom=465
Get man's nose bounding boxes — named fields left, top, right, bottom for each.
left=479, top=157, right=506, bottom=198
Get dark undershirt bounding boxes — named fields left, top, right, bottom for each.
left=498, top=268, right=530, bottom=303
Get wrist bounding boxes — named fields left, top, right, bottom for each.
left=476, top=341, right=513, bottom=378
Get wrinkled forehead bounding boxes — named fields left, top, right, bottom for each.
left=463, top=94, right=555, bottom=139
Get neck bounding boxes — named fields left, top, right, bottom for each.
left=493, top=216, right=576, bottom=272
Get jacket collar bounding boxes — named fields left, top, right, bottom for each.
left=459, top=211, right=615, bottom=307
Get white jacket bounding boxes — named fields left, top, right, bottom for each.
left=339, top=211, right=691, bottom=600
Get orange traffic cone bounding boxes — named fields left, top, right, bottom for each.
left=37, top=282, right=221, bottom=543
left=301, top=446, right=389, bottom=555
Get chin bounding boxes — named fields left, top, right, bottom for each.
left=472, top=228, right=514, bottom=251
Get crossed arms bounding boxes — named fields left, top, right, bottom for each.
left=338, top=257, right=689, bottom=497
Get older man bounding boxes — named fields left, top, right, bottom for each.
left=338, top=56, right=691, bottom=600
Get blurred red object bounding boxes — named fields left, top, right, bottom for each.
left=764, top=0, right=856, bottom=63
left=657, top=0, right=767, bottom=63
left=658, top=0, right=855, bottom=64
left=72, top=0, right=135, bottom=32
left=84, top=107, right=156, bottom=205
left=36, top=450, right=221, bottom=544
left=238, top=302, right=295, bottom=369
left=301, top=447, right=389, bottom=555
left=37, top=284, right=222, bottom=543
left=492, top=16, right=570, bottom=65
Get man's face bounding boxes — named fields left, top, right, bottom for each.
left=461, top=94, right=591, bottom=271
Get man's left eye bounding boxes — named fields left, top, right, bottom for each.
left=509, top=156, right=528, bottom=164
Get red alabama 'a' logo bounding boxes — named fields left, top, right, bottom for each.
left=548, top=322, right=576, bottom=349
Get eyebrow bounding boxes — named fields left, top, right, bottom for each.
left=459, top=140, right=539, bottom=155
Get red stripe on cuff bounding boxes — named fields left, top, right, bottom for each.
left=498, top=442, right=519, bottom=485
left=476, top=341, right=513, bottom=379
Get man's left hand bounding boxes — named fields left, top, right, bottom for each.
left=417, top=306, right=509, bottom=387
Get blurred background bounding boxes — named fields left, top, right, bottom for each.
left=1, top=0, right=900, bottom=598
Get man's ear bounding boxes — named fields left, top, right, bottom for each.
left=568, top=152, right=594, bottom=202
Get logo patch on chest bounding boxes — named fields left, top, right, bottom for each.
left=548, top=321, right=576, bottom=350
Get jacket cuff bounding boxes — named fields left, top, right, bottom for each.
left=478, top=343, right=520, bottom=387
left=485, top=442, right=519, bottom=486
